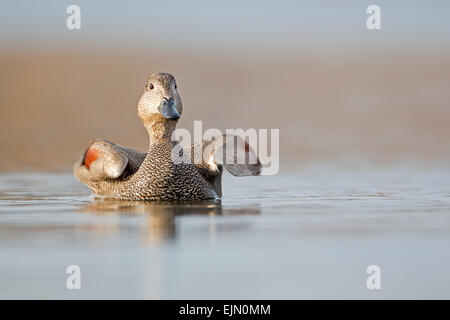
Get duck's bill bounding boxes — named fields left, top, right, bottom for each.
left=158, top=98, right=180, bottom=120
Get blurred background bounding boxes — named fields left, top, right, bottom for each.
left=1, top=0, right=449, bottom=171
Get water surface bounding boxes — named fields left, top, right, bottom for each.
left=1, top=167, right=450, bottom=299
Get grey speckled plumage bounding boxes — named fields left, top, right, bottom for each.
left=73, top=73, right=260, bottom=201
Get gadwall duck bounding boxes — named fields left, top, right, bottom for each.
left=73, top=73, right=261, bottom=200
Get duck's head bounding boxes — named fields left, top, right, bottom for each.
left=138, top=73, right=182, bottom=126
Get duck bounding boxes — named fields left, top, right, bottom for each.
left=73, top=72, right=261, bottom=200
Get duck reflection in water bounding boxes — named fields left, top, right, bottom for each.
left=81, top=199, right=260, bottom=245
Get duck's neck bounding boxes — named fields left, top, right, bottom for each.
left=145, top=120, right=177, bottom=149
left=132, top=120, right=178, bottom=182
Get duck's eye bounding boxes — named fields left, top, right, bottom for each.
left=148, top=83, right=154, bottom=90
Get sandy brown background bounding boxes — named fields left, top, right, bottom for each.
left=1, top=47, right=449, bottom=171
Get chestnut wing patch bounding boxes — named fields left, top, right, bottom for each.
left=80, top=140, right=129, bottom=180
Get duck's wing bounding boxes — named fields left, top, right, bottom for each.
left=184, top=134, right=261, bottom=177
left=73, top=139, right=146, bottom=182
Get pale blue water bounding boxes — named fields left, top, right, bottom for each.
left=0, top=167, right=450, bottom=299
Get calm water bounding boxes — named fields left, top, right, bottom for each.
left=0, top=167, right=450, bottom=299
